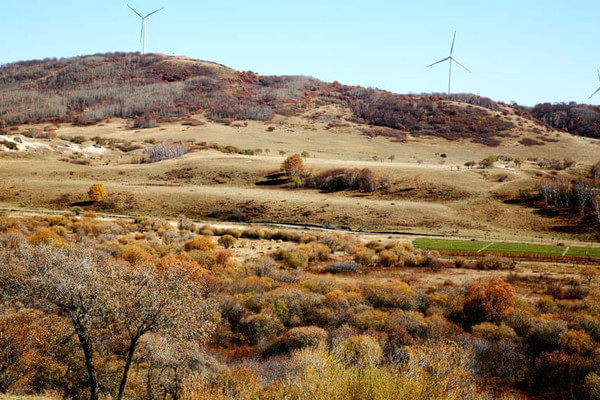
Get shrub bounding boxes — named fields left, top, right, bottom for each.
left=558, top=329, right=595, bottom=355
left=240, top=311, right=284, bottom=345
left=184, top=236, right=217, bottom=251
left=475, top=256, right=515, bottom=270
left=285, top=326, right=328, bottom=350
left=362, top=281, right=416, bottom=310
left=120, top=245, right=153, bottom=264
left=297, top=242, right=331, bottom=261
left=253, top=257, right=277, bottom=277
left=141, top=140, right=190, bottom=163
left=376, top=249, right=398, bottom=267
left=27, top=227, right=65, bottom=246
left=472, top=322, right=518, bottom=342
left=463, top=279, right=516, bottom=325
left=217, top=234, right=236, bottom=249
left=333, top=335, right=383, bottom=368
left=88, top=183, right=106, bottom=202
left=323, top=262, right=361, bottom=274
left=278, top=249, right=309, bottom=269
left=353, top=248, right=375, bottom=267
left=353, top=309, right=389, bottom=331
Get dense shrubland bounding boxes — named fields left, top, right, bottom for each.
left=532, top=103, right=600, bottom=139
left=1, top=214, right=600, bottom=399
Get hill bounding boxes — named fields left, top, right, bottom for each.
left=0, top=52, right=573, bottom=146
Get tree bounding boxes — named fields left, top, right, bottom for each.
left=514, top=157, right=525, bottom=169
left=110, top=258, right=216, bottom=400
left=0, top=243, right=217, bottom=400
left=574, top=178, right=594, bottom=218
left=281, top=154, right=305, bottom=178
left=594, top=195, right=600, bottom=224
left=87, top=184, right=106, bottom=202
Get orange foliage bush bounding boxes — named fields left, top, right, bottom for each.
left=281, top=154, right=305, bottom=178
left=464, top=279, right=515, bottom=325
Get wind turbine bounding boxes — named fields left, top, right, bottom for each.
left=588, top=69, right=600, bottom=99
left=128, top=5, right=163, bottom=55
left=427, top=31, right=471, bottom=96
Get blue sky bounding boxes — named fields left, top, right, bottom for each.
left=1, top=0, right=599, bottom=106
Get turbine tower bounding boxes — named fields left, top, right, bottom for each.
left=427, top=31, right=471, bottom=96
left=589, top=69, right=600, bottom=99
left=128, top=5, right=163, bottom=55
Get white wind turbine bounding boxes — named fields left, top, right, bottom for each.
left=588, top=69, right=600, bottom=99
left=128, top=4, right=164, bottom=55
left=427, top=31, right=471, bottom=96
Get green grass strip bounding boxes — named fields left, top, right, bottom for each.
left=413, top=238, right=490, bottom=252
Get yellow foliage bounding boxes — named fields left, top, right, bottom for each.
left=88, top=183, right=106, bottom=202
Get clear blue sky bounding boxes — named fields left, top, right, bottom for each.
left=1, top=0, right=599, bottom=106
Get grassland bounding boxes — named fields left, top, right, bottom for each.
left=413, top=237, right=600, bottom=258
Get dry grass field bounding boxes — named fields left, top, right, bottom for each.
left=1, top=103, right=599, bottom=245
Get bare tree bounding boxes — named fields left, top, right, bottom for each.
left=574, top=178, right=595, bottom=218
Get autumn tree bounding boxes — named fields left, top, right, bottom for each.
left=0, top=243, right=217, bottom=400
left=281, top=154, right=305, bottom=178
left=109, top=257, right=216, bottom=400
left=87, top=183, right=106, bottom=202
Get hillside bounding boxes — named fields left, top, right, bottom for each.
left=1, top=52, right=599, bottom=242
left=0, top=52, right=582, bottom=146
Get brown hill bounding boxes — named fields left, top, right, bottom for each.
left=0, top=52, right=563, bottom=147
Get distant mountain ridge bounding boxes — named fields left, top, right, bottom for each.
left=1, top=52, right=598, bottom=144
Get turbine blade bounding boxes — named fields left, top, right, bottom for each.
left=426, top=57, right=450, bottom=68
left=128, top=4, right=143, bottom=18
left=450, top=31, right=456, bottom=55
left=589, top=87, right=600, bottom=99
left=145, top=7, right=164, bottom=17
left=451, top=57, right=471, bottom=73
left=140, top=22, right=144, bottom=42
left=597, top=69, right=600, bottom=82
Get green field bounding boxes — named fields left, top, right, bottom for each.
left=412, top=238, right=490, bottom=252
left=413, top=238, right=600, bottom=259
left=484, top=242, right=566, bottom=256
left=567, top=246, right=600, bottom=258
